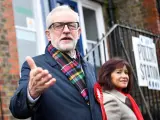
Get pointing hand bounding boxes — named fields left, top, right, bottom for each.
left=26, top=56, right=56, bottom=99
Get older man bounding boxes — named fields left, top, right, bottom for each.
left=9, top=5, right=102, bottom=120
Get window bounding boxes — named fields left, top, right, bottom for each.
left=12, top=0, right=47, bottom=69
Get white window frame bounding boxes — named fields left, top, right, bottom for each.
left=13, top=0, right=47, bottom=71
left=33, top=0, right=46, bottom=55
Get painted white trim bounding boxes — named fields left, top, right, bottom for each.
left=76, top=0, right=88, bottom=54
left=15, top=26, right=36, bottom=32
left=75, top=0, right=109, bottom=63
left=87, top=40, right=97, bottom=44
left=33, top=0, right=46, bottom=55
left=81, top=0, right=105, bottom=42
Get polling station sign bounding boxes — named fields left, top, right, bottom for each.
left=132, top=35, right=160, bottom=90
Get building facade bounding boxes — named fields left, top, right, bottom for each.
left=0, top=0, right=159, bottom=120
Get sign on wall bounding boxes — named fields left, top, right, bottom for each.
left=132, top=35, right=160, bottom=90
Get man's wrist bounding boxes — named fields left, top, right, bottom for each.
left=27, top=88, right=40, bottom=104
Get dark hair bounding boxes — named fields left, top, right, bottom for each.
left=98, top=57, right=133, bottom=93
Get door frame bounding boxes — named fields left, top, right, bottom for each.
left=76, top=0, right=108, bottom=63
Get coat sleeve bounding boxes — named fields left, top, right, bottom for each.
left=104, top=94, right=121, bottom=120
left=9, top=61, right=40, bottom=119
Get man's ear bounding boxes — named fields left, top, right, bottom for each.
left=45, top=30, right=51, bottom=41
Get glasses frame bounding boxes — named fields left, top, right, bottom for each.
left=48, top=22, right=79, bottom=31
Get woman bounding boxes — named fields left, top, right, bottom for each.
left=98, top=58, right=144, bottom=120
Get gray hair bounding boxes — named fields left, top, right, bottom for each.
left=46, top=5, right=79, bottom=29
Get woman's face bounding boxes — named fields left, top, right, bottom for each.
left=111, top=65, right=129, bottom=90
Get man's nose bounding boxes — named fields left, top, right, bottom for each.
left=63, top=25, right=70, bottom=33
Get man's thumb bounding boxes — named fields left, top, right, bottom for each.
left=26, top=56, right=37, bottom=69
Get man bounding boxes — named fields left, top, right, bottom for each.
left=10, top=5, right=102, bottom=120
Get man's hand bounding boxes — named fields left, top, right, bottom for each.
left=26, top=56, right=56, bottom=99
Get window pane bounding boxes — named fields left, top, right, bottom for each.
left=12, top=0, right=38, bottom=70
left=12, top=0, right=34, bottom=27
left=83, top=7, right=98, bottom=41
left=16, top=28, right=37, bottom=68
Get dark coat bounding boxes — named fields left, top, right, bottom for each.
left=9, top=48, right=102, bottom=120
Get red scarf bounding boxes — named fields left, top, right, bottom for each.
left=94, top=83, right=107, bottom=120
left=122, top=92, right=144, bottom=120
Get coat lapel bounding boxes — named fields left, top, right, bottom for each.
left=104, top=89, right=127, bottom=104
left=44, top=48, right=58, bottom=67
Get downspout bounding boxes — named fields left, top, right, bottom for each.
left=107, top=0, right=115, bottom=27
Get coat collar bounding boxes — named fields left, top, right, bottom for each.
left=104, top=89, right=127, bottom=103
left=44, top=43, right=57, bottom=67
left=44, top=42, right=86, bottom=67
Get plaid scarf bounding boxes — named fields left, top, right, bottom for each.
left=47, top=43, right=89, bottom=104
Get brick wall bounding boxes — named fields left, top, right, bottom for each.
left=142, top=0, right=160, bottom=34
left=105, top=0, right=160, bottom=34
left=0, top=0, right=19, bottom=120
left=113, top=0, right=144, bottom=27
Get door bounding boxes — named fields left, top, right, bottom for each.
left=77, top=0, right=108, bottom=66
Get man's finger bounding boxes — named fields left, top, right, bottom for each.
left=26, top=56, right=37, bottom=69
left=45, top=78, right=56, bottom=87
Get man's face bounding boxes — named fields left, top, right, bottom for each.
left=46, top=10, right=81, bottom=52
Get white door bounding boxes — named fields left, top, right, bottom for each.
left=76, top=0, right=108, bottom=66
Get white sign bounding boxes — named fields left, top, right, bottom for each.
left=132, top=35, right=160, bottom=90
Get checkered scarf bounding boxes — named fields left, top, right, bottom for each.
left=47, top=43, right=89, bottom=104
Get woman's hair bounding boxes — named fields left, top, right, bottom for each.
left=98, top=57, right=133, bottom=93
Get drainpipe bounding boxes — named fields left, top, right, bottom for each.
left=108, top=0, right=115, bottom=27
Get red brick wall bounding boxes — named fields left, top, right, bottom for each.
left=0, top=0, right=19, bottom=120
left=142, top=0, right=160, bottom=34
left=108, top=0, right=160, bottom=34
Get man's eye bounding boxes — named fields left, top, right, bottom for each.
left=68, top=24, right=76, bottom=29
left=54, top=24, right=63, bottom=28
left=69, top=24, right=76, bottom=27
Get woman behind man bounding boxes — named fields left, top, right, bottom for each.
left=98, top=58, right=144, bottom=120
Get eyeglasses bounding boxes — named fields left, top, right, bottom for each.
left=48, top=22, right=79, bottom=31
